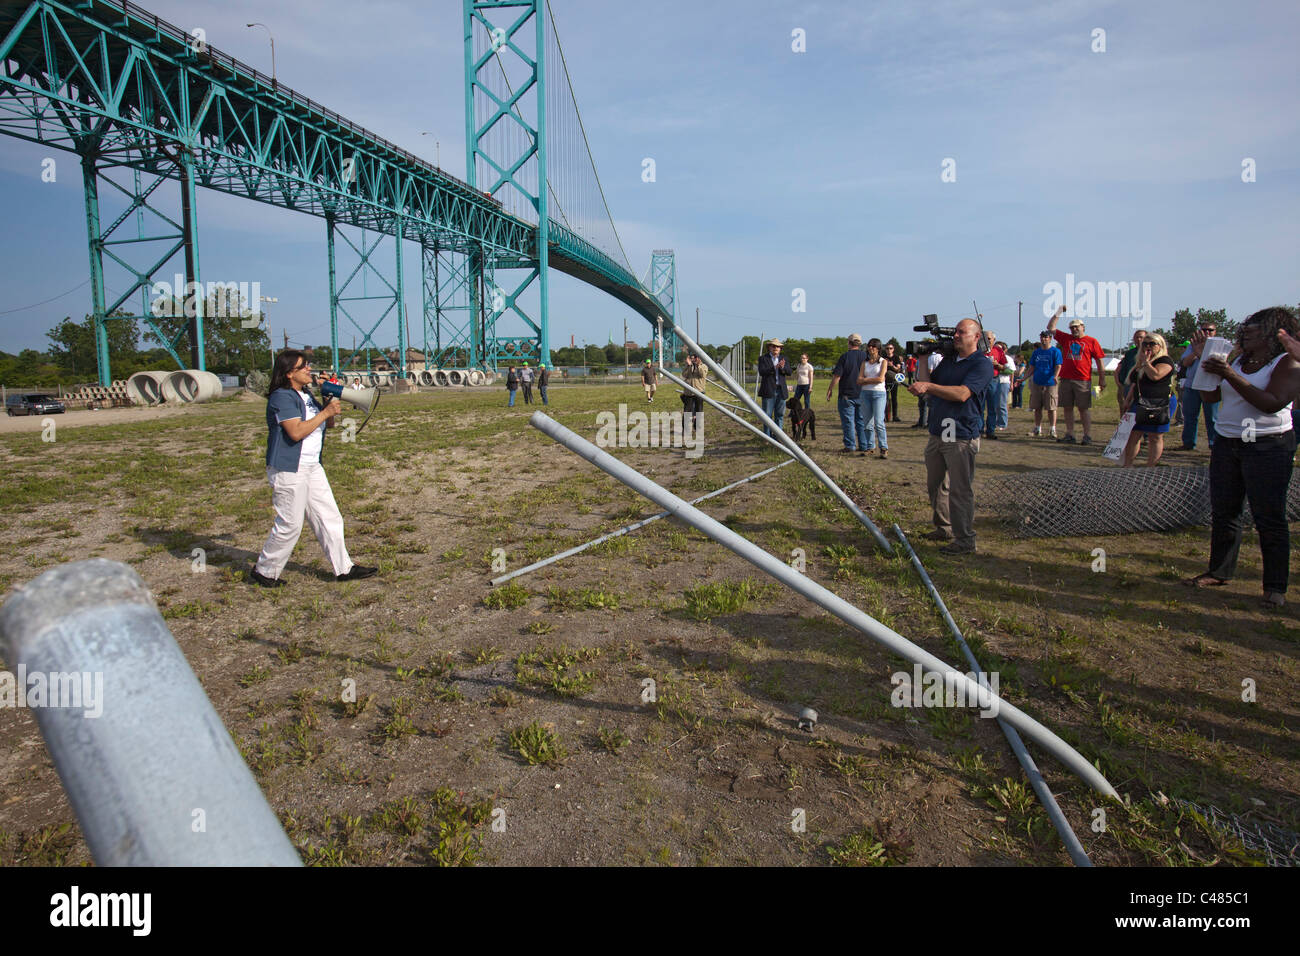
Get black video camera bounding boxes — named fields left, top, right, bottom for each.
left=907, top=312, right=987, bottom=359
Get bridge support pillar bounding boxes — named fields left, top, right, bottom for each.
left=326, top=219, right=403, bottom=377
left=76, top=154, right=199, bottom=384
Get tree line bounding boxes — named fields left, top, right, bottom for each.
left=4, top=302, right=1294, bottom=387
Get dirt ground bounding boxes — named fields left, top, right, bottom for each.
left=0, top=383, right=1295, bottom=866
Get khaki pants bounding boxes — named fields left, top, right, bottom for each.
left=925, top=434, right=980, bottom=546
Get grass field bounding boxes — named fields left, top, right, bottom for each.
left=0, top=382, right=1295, bottom=866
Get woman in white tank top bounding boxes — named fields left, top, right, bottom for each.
left=1183, top=308, right=1300, bottom=608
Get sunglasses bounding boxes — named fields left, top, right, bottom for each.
left=1199, top=327, right=1216, bottom=333
left=1141, top=343, right=1157, bottom=349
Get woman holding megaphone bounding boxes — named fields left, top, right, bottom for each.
left=250, top=350, right=377, bottom=587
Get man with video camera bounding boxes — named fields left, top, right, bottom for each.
left=907, top=319, right=995, bottom=555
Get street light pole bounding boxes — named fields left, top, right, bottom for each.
left=257, top=295, right=278, bottom=376
left=246, top=23, right=276, bottom=84
left=420, top=132, right=440, bottom=168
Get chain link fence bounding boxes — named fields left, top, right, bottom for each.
left=1174, top=798, right=1299, bottom=867
left=984, top=465, right=1300, bottom=537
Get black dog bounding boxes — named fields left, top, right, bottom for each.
left=788, top=395, right=816, bottom=443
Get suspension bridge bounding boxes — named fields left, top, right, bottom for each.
left=0, top=0, right=681, bottom=384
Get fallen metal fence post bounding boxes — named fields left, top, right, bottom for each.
left=0, top=559, right=302, bottom=866
left=893, top=525, right=1094, bottom=866
left=491, top=459, right=796, bottom=586
left=529, top=411, right=1119, bottom=799
left=664, top=324, right=893, bottom=553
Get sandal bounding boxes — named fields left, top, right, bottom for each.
left=1183, top=574, right=1228, bottom=589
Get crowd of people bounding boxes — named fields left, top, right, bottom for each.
left=747, top=309, right=1299, bottom=604
left=253, top=307, right=1297, bottom=608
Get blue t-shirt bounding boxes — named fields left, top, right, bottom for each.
left=1030, top=347, right=1062, bottom=386
left=831, top=349, right=868, bottom=399
left=927, top=353, right=996, bottom=440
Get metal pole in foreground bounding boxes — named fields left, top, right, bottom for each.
left=0, top=560, right=302, bottom=866
left=530, top=412, right=1119, bottom=799
left=664, top=323, right=892, bottom=553
left=893, top=525, right=1094, bottom=866
left=492, top=459, right=796, bottom=586
left=657, top=366, right=795, bottom=459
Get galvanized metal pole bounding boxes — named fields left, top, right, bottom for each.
left=893, top=525, right=1094, bottom=866
left=665, top=323, right=892, bottom=553
left=492, top=459, right=796, bottom=586
left=529, top=412, right=1119, bottom=799
left=0, top=560, right=302, bottom=866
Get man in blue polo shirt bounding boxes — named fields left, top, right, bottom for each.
left=907, top=319, right=995, bottom=554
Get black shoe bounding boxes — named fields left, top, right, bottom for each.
left=985, top=433, right=999, bottom=440
left=939, top=541, right=976, bottom=555
left=1180, top=444, right=1195, bottom=451
left=250, top=568, right=285, bottom=588
left=1080, top=436, right=1093, bottom=446
left=1057, top=434, right=1076, bottom=444
left=336, top=565, right=378, bottom=582
left=923, top=529, right=953, bottom=542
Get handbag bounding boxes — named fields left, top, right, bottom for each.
left=1133, top=396, right=1170, bottom=427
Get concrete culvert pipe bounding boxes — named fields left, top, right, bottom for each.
left=126, top=371, right=171, bottom=406
left=469, top=369, right=485, bottom=386
left=418, top=370, right=435, bottom=386
left=434, top=370, right=449, bottom=386
left=162, top=370, right=223, bottom=404
left=447, top=369, right=465, bottom=386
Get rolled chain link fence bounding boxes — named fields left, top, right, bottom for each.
left=1174, top=798, right=1299, bottom=867
left=984, top=465, right=1300, bottom=537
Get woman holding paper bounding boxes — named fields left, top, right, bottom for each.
left=1184, top=308, right=1300, bottom=608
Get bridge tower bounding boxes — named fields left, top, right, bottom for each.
left=462, top=0, right=550, bottom=370
left=649, top=250, right=681, bottom=366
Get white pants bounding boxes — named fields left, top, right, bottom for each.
left=254, top=462, right=353, bottom=579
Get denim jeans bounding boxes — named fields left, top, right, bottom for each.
left=861, top=389, right=888, bottom=450
left=508, top=387, right=517, bottom=407
left=1180, top=388, right=1219, bottom=448
left=539, top=386, right=548, bottom=406
left=838, top=394, right=867, bottom=449
left=1207, top=432, right=1295, bottom=593
left=793, top=384, right=811, bottom=407
left=985, top=381, right=1008, bottom=433
left=762, top=395, right=787, bottom=437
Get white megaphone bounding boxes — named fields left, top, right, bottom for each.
left=321, top=380, right=380, bottom=434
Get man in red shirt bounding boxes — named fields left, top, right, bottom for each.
left=982, top=332, right=1009, bottom=438
left=1046, top=312, right=1106, bottom=444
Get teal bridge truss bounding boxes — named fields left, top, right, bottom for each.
left=0, top=0, right=678, bottom=383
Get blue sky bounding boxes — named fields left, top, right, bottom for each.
left=1, top=0, right=1297, bottom=362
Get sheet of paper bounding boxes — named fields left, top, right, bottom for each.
left=1190, top=337, right=1232, bottom=391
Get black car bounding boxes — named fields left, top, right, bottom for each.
left=6, top=394, right=66, bottom=416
